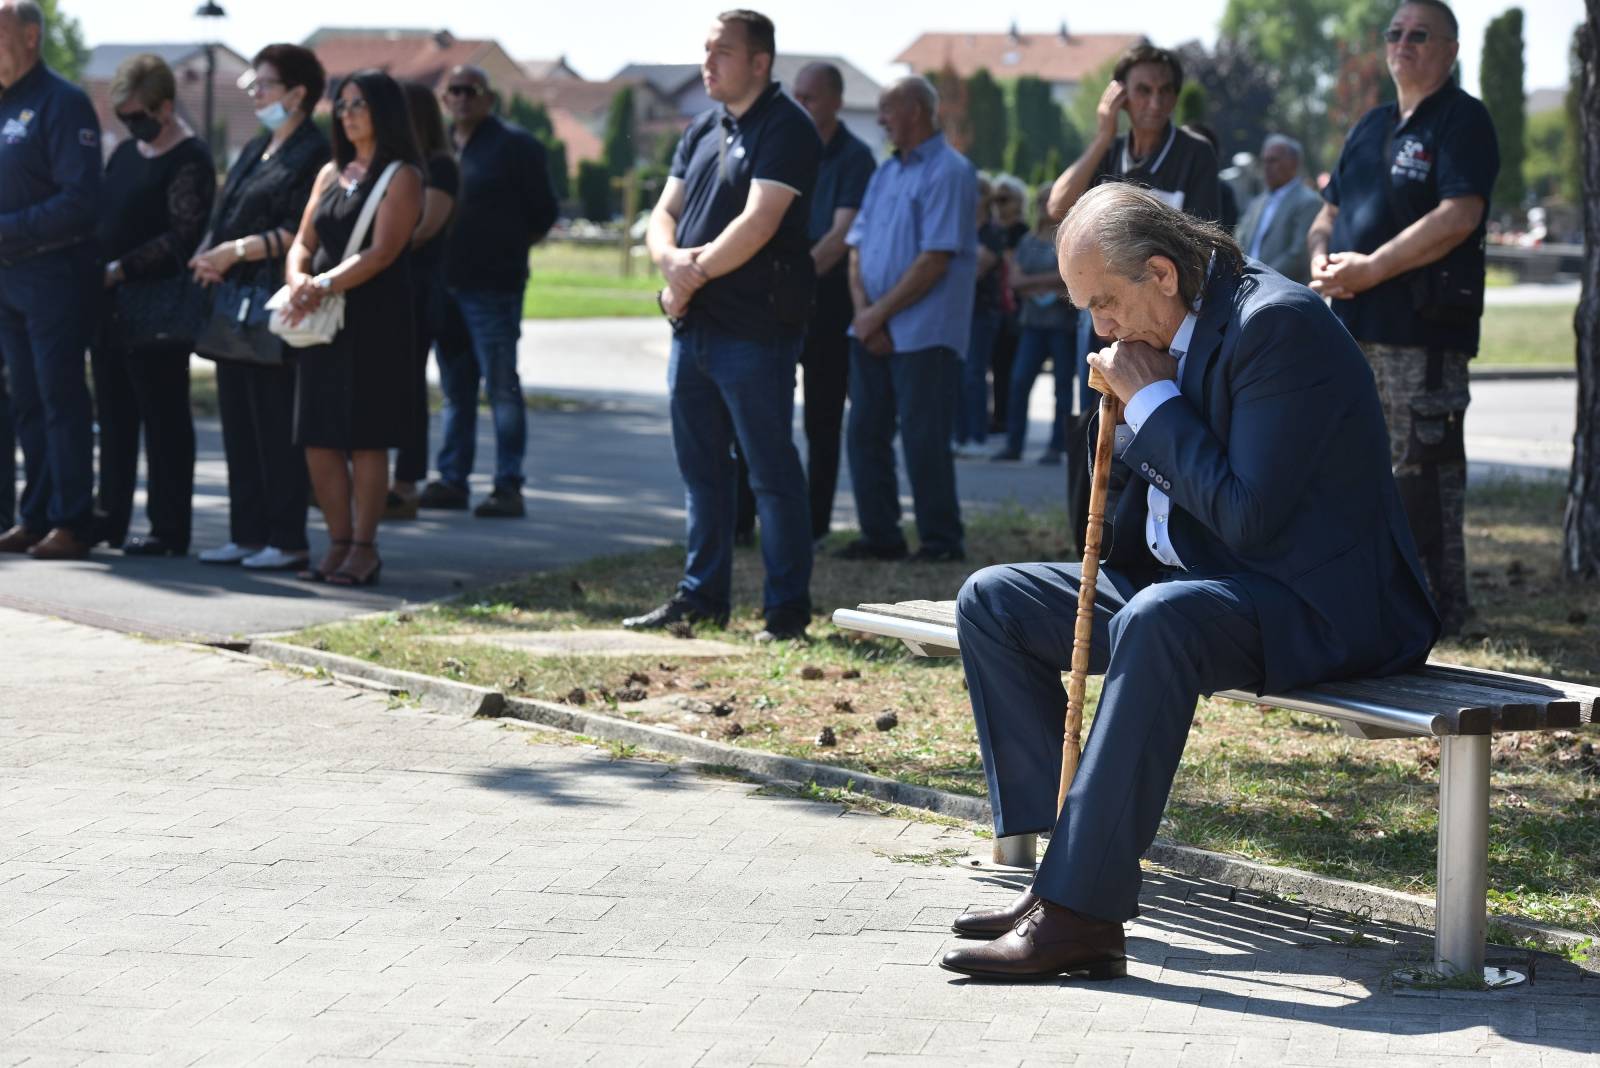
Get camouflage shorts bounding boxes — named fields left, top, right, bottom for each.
left=1358, top=342, right=1472, bottom=632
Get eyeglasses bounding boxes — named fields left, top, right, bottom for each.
left=445, top=84, right=482, bottom=98
left=333, top=98, right=370, bottom=117
left=244, top=76, right=283, bottom=99
left=1384, top=27, right=1440, bottom=45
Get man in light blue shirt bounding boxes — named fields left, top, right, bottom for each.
left=838, top=75, right=977, bottom=563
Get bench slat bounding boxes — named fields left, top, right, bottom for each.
left=842, top=600, right=1598, bottom=736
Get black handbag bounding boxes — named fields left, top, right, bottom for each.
left=109, top=273, right=210, bottom=352
left=195, top=278, right=283, bottom=366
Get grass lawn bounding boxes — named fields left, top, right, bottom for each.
left=287, top=479, right=1600, bottom=941
left=523, top=241, right=660, bottom=319
left=1475, top=303, right=1578, bottom=367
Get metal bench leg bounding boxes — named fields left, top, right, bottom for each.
left=1436, top=734, right=1488, bottom=975
left=992, top=833, right=1037, bottom=868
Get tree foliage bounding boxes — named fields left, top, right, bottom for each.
left=964, top=68, right=1007, bottom=171
left=603, top=86, right=637, bottom=177
left=1481, top=7, right=1527, bottom=216
left=1172, top=41, right=1277, bottom=164
left=928, top=61, right=970, bottom=154
left=41, top=0, right=86, bottom=81
left=576, top=159, right=612, bottom=221
left=1007, top=76, right=1068, bottom=183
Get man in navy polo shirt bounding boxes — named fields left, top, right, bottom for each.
left=1309, top=0, right=1498, bottom=635
left=625, top=9, right=821, bottom=642
left=838, top=76, right=977, bottom=563
left=0, top=0, right=101, bottom=560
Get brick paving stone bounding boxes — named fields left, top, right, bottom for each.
left=0, top=606, right=1595, bottom=1065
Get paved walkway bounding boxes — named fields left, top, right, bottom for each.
left=2, top=608, right=1595, bottom=1066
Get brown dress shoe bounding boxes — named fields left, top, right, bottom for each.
left=0, top=525, right=44, bottom=553
left=940, top=899, right=1127, bottom=981
left=27, top=528, right=91, bottom=561
left=952, top=889, right=1039, bottom=937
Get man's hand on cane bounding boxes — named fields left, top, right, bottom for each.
left=1086, top=339, right=1179, bottom=408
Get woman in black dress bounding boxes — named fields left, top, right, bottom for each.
left=93, top=53, right=214, bottom=555
left=189, top=44, right=329, bottom=571
left=280, top=70, right=422, bottom=586
left=385, top=80, right=462, bottom=519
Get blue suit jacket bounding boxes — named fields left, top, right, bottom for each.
left=1104, top=259, right=1439, bottom=694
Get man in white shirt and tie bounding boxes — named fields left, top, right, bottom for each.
left=939, top=184, right=1439, bottom=981
left=1234, top=135, right=1323, bottom=284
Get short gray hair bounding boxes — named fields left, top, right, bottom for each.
left=1059, top=183, right=1242, bottom=309
left=992, top=172, right=1028, bottom=210
left=887, top=75, right=938, bottom=120
left=1261, top=134, right=1302, bottom=161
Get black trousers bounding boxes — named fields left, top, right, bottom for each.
left=90, top=332, right=195, bottom=548
left=989, top=312, right=1019, bottom=431
left=734, top=270, right=853, bottom=542
left=0, top=358, right=12, bottom=530
left=215, top=358, right=309, bottom=551
left=394, top=314, right=434, bottom=484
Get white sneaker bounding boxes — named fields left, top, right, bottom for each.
left=241, top=546, right=309, bottom=570
left=198, top=542, right=258, bottom=564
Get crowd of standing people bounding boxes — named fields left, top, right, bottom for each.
left=0, top=0, right=1494, bottom=640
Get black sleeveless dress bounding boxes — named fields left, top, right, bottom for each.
left=293, top=171, right=415, bottom=450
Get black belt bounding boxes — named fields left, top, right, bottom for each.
left=0, top=236, right=89, bottom=269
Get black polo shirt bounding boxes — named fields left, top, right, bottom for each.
left=670, top=81, right=821, bottom=338
left=0, top=61, right=102, bottom=262
left=445, top=115, right=558, bottom=294
left=1091, top=123, right=1221, bottom=222
left=1324, top=84, right=1498, bottom=353
left=807, top=122, right=874, bottom=247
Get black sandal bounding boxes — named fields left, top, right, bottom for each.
left=298, top=539, right=351, bottom=583
left=327, top=541, right=382, bottom=587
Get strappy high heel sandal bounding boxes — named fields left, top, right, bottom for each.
left=327, top=541, right=382, bottom=587
left=298, top=539, right=351, bottom=583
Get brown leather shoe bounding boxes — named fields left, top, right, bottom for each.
left=0, top=525, right=44, bottom=553
left=27, top=528, right=92, bottom=561
left=952, top=889, right=1039, bottom=937
left=940, top=899, right=1127, bottom=981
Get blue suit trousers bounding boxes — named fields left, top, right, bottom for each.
left=956, top=562, right=1265, bottom=921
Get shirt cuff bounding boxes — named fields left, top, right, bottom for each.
left=1125, top=380, right=1181, bottom=435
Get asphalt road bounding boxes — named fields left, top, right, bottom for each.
left=0, top=315, right=1576, bottom=641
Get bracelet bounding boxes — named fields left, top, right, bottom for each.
left=233, top=237, right=248, bottom=260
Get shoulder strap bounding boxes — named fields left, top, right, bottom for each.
left=341, top=161, right=403, bottom=262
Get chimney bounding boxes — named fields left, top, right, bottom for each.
left=432, top=30, right=455, bottom=50
left=1008, top=20, right=1021, bottom=45
left=1059, top=20, right=1070, bottom=42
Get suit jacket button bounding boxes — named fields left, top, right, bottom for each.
left=1140, top=462, right=1150, bottom=473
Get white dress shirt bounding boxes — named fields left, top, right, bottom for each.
left=1122, top=313, right=1198, bottom=569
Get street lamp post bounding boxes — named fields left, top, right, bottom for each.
left=195, top=2, right=226, bottom=159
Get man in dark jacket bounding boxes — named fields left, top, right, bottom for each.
left=0, top=0, right=102, bottom=559
left=421, top=64, right=557, bottom=519
left=941, top=185, right=1438, bottom=981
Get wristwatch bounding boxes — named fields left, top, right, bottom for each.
left=313, top=275, right=333, bottom=292
left=233, top=237, right=248, bottom=260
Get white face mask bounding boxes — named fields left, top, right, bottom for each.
left=255, top=100, right=291, bottom=131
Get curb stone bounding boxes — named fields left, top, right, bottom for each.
left=243, top=638, right=1597, bottom=961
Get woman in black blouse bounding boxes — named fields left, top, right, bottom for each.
left=188, top=44, right=329, bottom=571
left=386, top=80, right=461, bottom=519
left=92, top=54, right=215, bottom=555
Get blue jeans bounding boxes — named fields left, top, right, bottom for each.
left=669, top=321, right=812, bottom=620
left=958, top=563, right=1263, bottom=921
left=846, top=342, right=963, bottom=555
left=436, top=288, right=525, bottom=491
left=1075, top=311, right=1097, bottom=413
left=0, top=250, right=96, bottom=538
left=956, top=306, right=999, bottom=445
left=1005, top=325, right=1074, bottom=455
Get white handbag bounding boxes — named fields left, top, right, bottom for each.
left=266, top=160, right=402, bottom=348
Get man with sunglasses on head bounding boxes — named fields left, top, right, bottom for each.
left=0, top=0, right=102, bottom=560
left=419, top=65, right=557, bottom=519
left=1309, top=0, right=1498, bottom=636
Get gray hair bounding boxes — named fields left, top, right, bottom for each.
left=1058, top=183, right=1242, bottom=309
left=992, top=172, right=1028, bottom=209
left=886, top=75, right=938, bottom=120
left=1261, top=133, right=1302, bottom=161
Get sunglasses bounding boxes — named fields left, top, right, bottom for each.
left=445, top=84, right=483, bottom=98
left=1384, top=27, right=1439, bottom=45
left=114, top=109, right=151, bottom=125
left=333, top=98, right=369, bottom=117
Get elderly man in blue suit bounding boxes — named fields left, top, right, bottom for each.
left=941, top=184, right=1440, bottom=981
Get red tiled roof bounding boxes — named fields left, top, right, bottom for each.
left=894, top=31, right=1144, bottom=84
left=312, top=34, right=499, bottom=90
left=548, top=106, right=602, bottom=169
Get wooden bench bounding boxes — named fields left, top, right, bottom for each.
left=832, top=599, right=1599, bottom=981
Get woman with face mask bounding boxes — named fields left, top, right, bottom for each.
left=91, top=53, right=214, bottom=556
left=187, top=44, right=330, bottom=571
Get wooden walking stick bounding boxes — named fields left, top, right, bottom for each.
left=1059, top=365, right=1123, bottom=811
